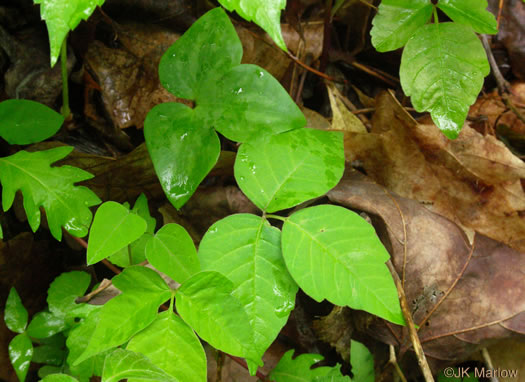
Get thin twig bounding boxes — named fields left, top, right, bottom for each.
left=389, top=345, right=408, bottom=382
left=481, top=348, right=499, bottom=382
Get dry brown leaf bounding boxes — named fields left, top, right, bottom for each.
left=326, top=82, right=367, bottom=133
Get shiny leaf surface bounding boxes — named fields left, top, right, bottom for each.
left=47, top=271, right=91, bottom=316
left=0, top=147, right=101, bottom=240
left=199, top=214, right=298, bottom=370
left=5, top=287, right=28, bottom=333
left=437, top=0, right=498, bottom=34
left=27, top=311, right=65, bottom=339
left=235, top=128, right=344, bottom=212
left=8, top=333, right=33, bottom=382
left=400, top=22, right=490, bottom=139
left=0, top=100, right=63, bottom=144
left=282, top=205, right=404, bottom=325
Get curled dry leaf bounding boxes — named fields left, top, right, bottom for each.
left=327, top=170, right=525, bottom=369
left=343, top=90, right=525, bottom=252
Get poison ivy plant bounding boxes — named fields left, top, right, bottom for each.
left=33, top=0, right=106, bottom=66
left=371, top=0, right=497, bottom=138
left=0, top=146, right=101, bottom=241
left=5, top=288, right=32, bottom=382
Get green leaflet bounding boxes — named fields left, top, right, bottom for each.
left=234, top=128, right=344, bottom=212
left=32, top=345, right=66, bottom=366
left=127, top=311, right=206, bottom=382
left=72, top=267, right=171, bottom=365
left=0, top=100, right=64, bottom=144
left=0, top=147, right=101, bottom=240
left=33, top=0, right=105, bottom=66
left=370, top=0, right=432, bottom=52
left=198, top=214, right=298, bottom=373
left=27, top=311, right=65, bottom=339
left=218, top=0, right=287, bottom=50
left=101, top=349, right=177, bottom=382
left=350, top=340, right=374, bottom=382
left=87, top=201, right=147, bottom=265
left=270, top=349, right=349, bottom=382
left=176, top=271, right=259, bottom=363
left=400, top=22, right=489, bottom=139
left=437, top=0, right=497, bottom=34
left=8, top=333, right=33, bottom=382
left=146, top=223, right=200, bottom=284
left=47, top=271, right=91, bottom=317
left=41, top=375, right=79, bottom=382
left=281, top=205, right=404, bottom=325
left=4, top=288, right=28, bottom=333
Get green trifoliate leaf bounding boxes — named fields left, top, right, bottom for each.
left=32, top=345, right=66, bottom=366
left=102, top=349, right=178, bottom=382
left=235, top=128, right=344, bottom=212
left=199, top=214, right=298, bottom=372
left=350, top=340, right=374, bottom=382
left=47, top=271, right=91, bottom=317
left=282, top=205, right=404, bottom=325
left=0, top=100, right=63, bottom=144
left=87, top=201, right=147, bottom=265
left=41, top=375, right=79, bottom=382
left=8, top=333, right=33, bottom=382
left=218, top=0, right=287, bottom=51
left=34, top=0, right=106, bottom=66
left=176, top=271, right=258, bottom=362
left=127, top=311, right=206, bottom=382
left=144, top=103, right=220, bottom=209
left=27, top=311, right=65, bottom=339
left=146, top=223, right=200, bottom=284
left=270, top=350, right=349, bottom=382
left=72, top=267, right=171, bottom=365
left=399, top=22, right=490, bottom=139
left=159, top=7, right=242, bottom=100
left=437, top=0, right=498, bottom=34
left=199, top=65, right=306, bottom=142
left=5, top=288, right=28, bottom=333
left=0, top=147, right=101, bottom=240
left=370, top=0, right=432, bottom=52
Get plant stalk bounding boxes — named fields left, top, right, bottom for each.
left=60, top=37, right=70, bottom=119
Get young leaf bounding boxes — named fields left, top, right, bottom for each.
left=437, top=0, right=498, bottom=35
left=32, top=344, right=66, bottom=366
left=235, top=128, right=344, bottom=212
left=34, top=0, right=106, bottom=66
left=146, top=223, right=200, bottom=284
left=41, top=375, right=79, bottom=382
left=198, top=64, right=306, bottom=142
left=8, top=333, right=33, bottom=382
left=47, top=271, right=91, bottom=317
left=101, top=348, right=178, bottom=382
left=218, top=0, right=287, bottom=51
left=87, top=201, right=147, bottom=265
left=350, top=340, right=374, bottom=382
left=159, top=7, right=242, bottom=100
left=198, top=214, right=298, bottom=370
left=370, top=0, right=433, bottom=52
left=26, top=311, right=65, bottom=339
left=0, top=100, right=64, bottom=144
left=281, top=205, right=404, bottom=325
left=127, top=311, right=206, bottom=382
left=5, top=287, right=28, bottom=333
left=176, top=271, right=258, bottom=362
left=0, top=147, right=101, bottom=240
left=270, top=349, right=348, bottom=382
left=72, top=267, right=171, bottom=365
left=144, top=103, right=221, bottom=209
left=399, top=22, right=490, bottom=139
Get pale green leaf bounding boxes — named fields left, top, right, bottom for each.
left=176, top=271, right=258, bottom=362
left=146, top=223, right=200, bottom=284
left=370, top=0, right=432, bottom=52
left=41, top=375, right=79, bottom=382
left=5, top=287, right=28, bottom=333
left=350, top=340, right=374, bottom=382
left=282, top=205, right=404, bottom=325
left=101, top=348, right=177, bottom=382
left=8, top=333, right=33, bottom=382
left=218, top=0, right=287, bottom=50
left=27, top=311, right=65, bottom=339
left=87, top=201, right=147, bottom=265
left=47, top=271, right=91, bottom=317
left=0, top=147, right=101, bottom=240
left=399, top=22, right=490, bottom=139
left=34, top=0, right=106, bottom=66
left=127, top=311, right=206, bottom=382
left=0, top=100, right=64, bottom=144
left=199, top=214, right=298, bottom=370
left=159, top=7, right=242, bottom=100
left=235, top=128, right=344, bottom=212
left=437, top=0, right=498, bottom=34
left=270, top=349, right=348, bottom=382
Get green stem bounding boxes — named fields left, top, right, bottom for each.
left=60, top=37, right=70, bottom=119
left=168, top=291, right=175, bottom=313
left=127, top=245, right=132, bottom=265
left=433, top=5, right=439, bottom=25
left=266, top=214, right=287, bottom=222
